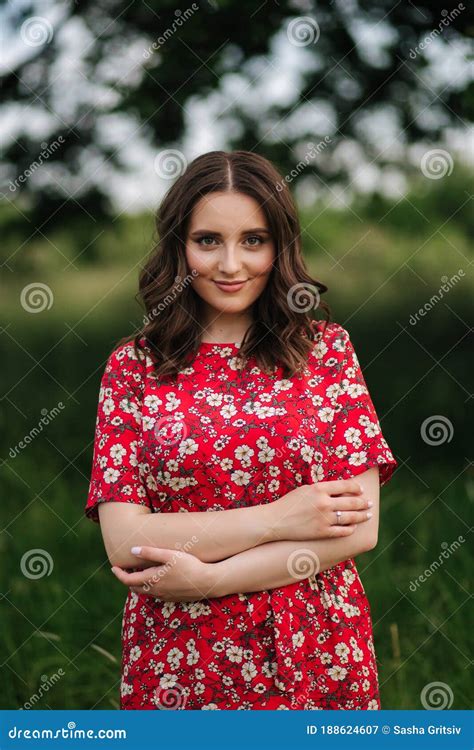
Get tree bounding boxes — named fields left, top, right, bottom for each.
left=1, top=0, right=472, bottom=248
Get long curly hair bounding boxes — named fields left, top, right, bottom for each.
left=119, top=150, right=331, bottom=380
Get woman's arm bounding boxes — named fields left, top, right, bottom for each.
left=209, top=467, right=380, bottom=596
left=208, top=467, right=380, bottom=596
left=111, top=469, right=380, bottom=600
left=99, top=475, right=369, bottom=568
left=99, top=501, right=274, bottom=568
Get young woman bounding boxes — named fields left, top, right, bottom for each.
left=85, top=150, right=397, bottom=710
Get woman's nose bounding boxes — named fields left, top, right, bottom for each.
left=217, top=246, right=243, bottom=274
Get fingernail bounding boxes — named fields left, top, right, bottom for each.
left=131, top=547, right=142, bottom=555
left=367, top=512, right=373, bottom=519
left=358, top=484, right=363, bottom=492
left=367, top=500, right=373, bottom=508
left=111, top=567, right=117, bottom=574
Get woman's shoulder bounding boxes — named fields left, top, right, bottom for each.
left=309, top=319, right=351, bottom=359
left=103, top=336, right=152, bottom=380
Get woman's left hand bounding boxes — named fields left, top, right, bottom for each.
left=110, top=546, right=216, bottom=602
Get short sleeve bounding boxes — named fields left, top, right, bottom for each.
left=84, top=341, right=152, bottom=524
left=326, top=325, right=398, bottom=487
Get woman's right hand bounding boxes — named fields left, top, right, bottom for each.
left=267, top=478, right=373, bottom=541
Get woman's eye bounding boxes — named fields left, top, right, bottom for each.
left=197, top=236, right=217, bottom=246
left=195, top=235, right=265, bottom=247
left=245, top=235, right=264, bottom=246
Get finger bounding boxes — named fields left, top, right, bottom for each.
left=130, top=546, right=176, bottom=563
left=332, top=496, right=372, bottom=511
left=329, top=510, right=372, bottom=526
left=319, top=478, right=364, bottom=496
left=130, top=585, right=158, bottom=597
left=327, top=524, right=356, bottom=537
left=111, top=566, right=161, bottom=587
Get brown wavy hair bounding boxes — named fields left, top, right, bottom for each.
left=119, top=150, right=332, bottom=380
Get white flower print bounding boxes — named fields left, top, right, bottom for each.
left=167, top=648, right=184, bottom=668
left=129, top=645, right=142, bottom=663
left=328, top=665, right=348, bottom=681
left=241, top=662, right=257, bottom=682
left=258, top=446, right=275, bottom=462
left=102, top=398, right=115, bottom=416
left=231, top=469, right=251, bottom=486
left=159, top=673, right=178, bottom=689
left=348, top=450, right=368, bottom=467
left=318, top=406, right=334, bottom=422
left=221, top=404, right=237, bottom=419
left=165, top=393, right=181, bottom=411
left=178, top=438, right=198, bottom=456
left=110, top=444, right=126, bottom=465
left=144, top=394, right=162, bottom=413
left=292, top=631, right=305, bottom=648
left=301, top=445, right=314, bottom=463
left=235, top=445, right=255, bottom=463
left=103, top=467, right=120, bottom=484
left=206, top=392, right=223, bottom=406
left=226, top=645, right=243, bottom=663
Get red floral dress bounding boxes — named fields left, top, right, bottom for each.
left=85, top=321, right=397, bottom=710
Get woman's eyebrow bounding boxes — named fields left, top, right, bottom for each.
left=189, top=227, right=271, bottom=236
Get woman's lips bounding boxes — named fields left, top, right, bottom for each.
left=213, top=280, right=247, bottom=293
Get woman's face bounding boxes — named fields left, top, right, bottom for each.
left=185, top=191, right=276, bottom=331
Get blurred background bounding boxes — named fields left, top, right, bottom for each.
left=1, top=0, right=472, bottom=710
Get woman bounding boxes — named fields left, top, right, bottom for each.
left=85, top=150, right=397, bottom=710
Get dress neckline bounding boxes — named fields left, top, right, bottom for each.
left=199, top=341, right=240, bottom=347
